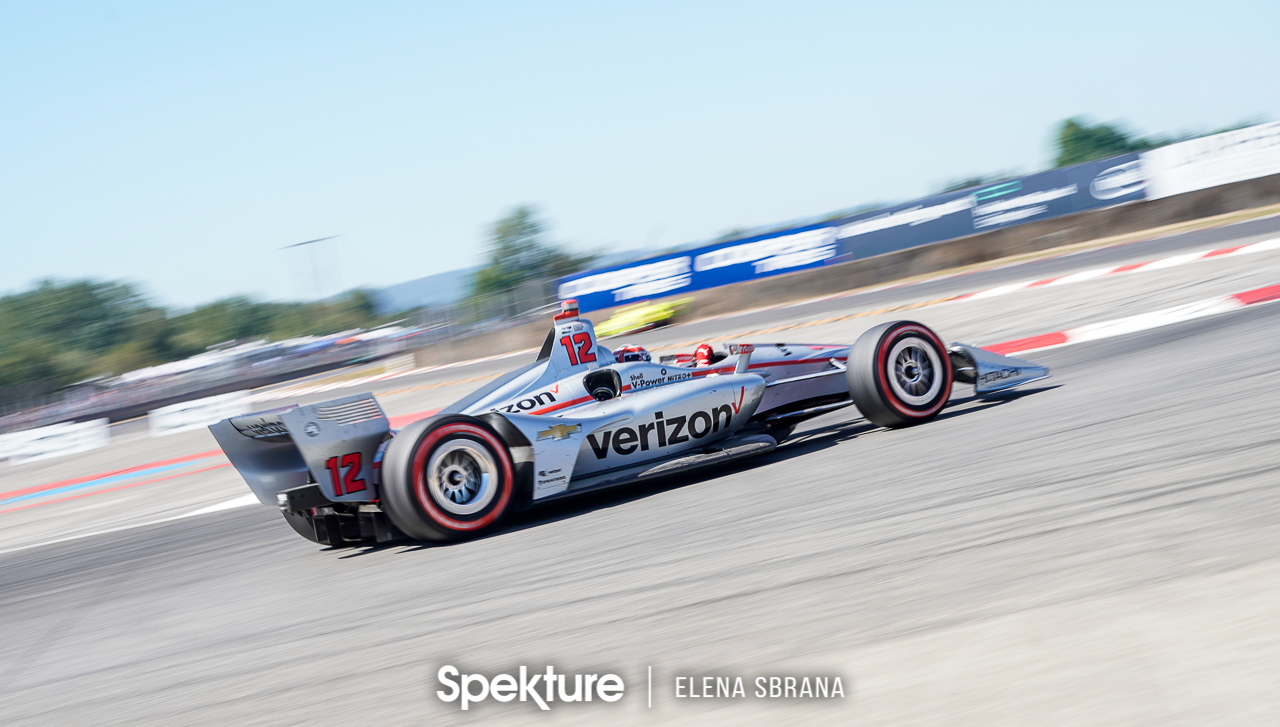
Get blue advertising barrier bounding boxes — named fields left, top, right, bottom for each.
left=835, top=153, right=1146, bottom=260
left=558, top=154, right=1147, bottom=312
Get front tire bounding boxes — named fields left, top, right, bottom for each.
left=848, top=321, right=953, bottom=428
left=381, top=415, right=516, bottom=543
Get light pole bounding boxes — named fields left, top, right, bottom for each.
left=282, top=235, right=340, bottom=300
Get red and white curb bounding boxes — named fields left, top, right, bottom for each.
left=954, top=237, right=1280, bottom=303
left=790, top=236, right=1280, bottom=311
left=985, top=283, right=1280, bottom=356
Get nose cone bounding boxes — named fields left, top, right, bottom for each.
left=949, top=343, right=1052, bottom=394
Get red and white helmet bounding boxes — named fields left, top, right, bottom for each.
left=613, top=344, right=651, bottom=363
left=693, top=343, right=714, bottom=367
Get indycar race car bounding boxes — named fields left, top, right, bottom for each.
left=211, top=301, right=1049, bottom=546
left=595, top=297, right=694, bottom=337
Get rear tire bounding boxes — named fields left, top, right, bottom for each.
left=381, top=414, right=516, bottom=543
left=848, top=321, right=953, bottom=428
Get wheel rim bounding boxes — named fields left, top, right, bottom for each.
left=886, top=336, right=942, bottom=406
left=425, top=439, right=497, bottom=516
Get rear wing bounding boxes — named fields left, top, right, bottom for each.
left=209, top=392, right=390, bottom=507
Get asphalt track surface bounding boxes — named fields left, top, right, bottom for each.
left=3, top=218, right=1280, bottom=725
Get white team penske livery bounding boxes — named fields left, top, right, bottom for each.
left=211, top=302, right=1049, bottom=545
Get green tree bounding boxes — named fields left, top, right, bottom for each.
left=166, top=290, right=381, bottom=350
left=0, top=279, right=152, bottom=354
left=1054, top=117, right=1154, bottom=167
left=0, top=279, right=159, bottom=391
left=170, top=296, right=276, bottom=351
left=0, top=277, right=392, bottom=402
left=0, top=338, right=60, bottom=391
left=471, top=206, right=594, bottom=297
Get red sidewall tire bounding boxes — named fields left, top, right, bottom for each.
left=848, top=321, right=954, bottom=428
left=411, top=422, right=513, bottom=532
left=874, top=324, right=952, bottom=419
left=382, top=415, right=515, bottom=542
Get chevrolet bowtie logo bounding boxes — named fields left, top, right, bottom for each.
left=538, top=423, right=581, bottom=441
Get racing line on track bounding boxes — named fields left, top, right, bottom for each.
left=0, top=451, right=227, bottom=512
left=0, top=410, right=443, bottom=516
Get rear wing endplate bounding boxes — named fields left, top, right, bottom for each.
left=209, top=392, right=390, bottom=506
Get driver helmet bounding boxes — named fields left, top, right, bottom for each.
left=693, top=343, right=714, bottom=367
left=613, top=344, right=651, bottom=363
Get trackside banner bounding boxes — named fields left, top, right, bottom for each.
left=558, top=155, right=1147, bottom=312
left=838, top=154, right=1146, bottom=259
left=557, top=223, right=840, bottom=312
left=0, top=419, right=110, bottom=465
left=149, top=391, right=252, bottom=437
left=1142, top=121, right=1280, bottom=199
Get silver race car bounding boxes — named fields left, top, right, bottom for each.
left=211, top=302, right=1048, bottom=546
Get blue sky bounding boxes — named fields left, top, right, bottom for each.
left=1, top=0, right=1274, bottom=307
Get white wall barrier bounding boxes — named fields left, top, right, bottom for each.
left=383, top=354, right=416, bottom=375
left=1143, top=121, right=1280, bottom=200
left=0, top=419, right=111, bottom=465
left=148, top=391, right=252, bottom=437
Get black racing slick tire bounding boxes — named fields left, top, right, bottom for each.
left=847, top=320, right=954, bottom=428
left=380, top=414, right=516, bottom=543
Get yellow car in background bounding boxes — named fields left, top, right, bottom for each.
left=595, top=297, right=694, bottom=338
